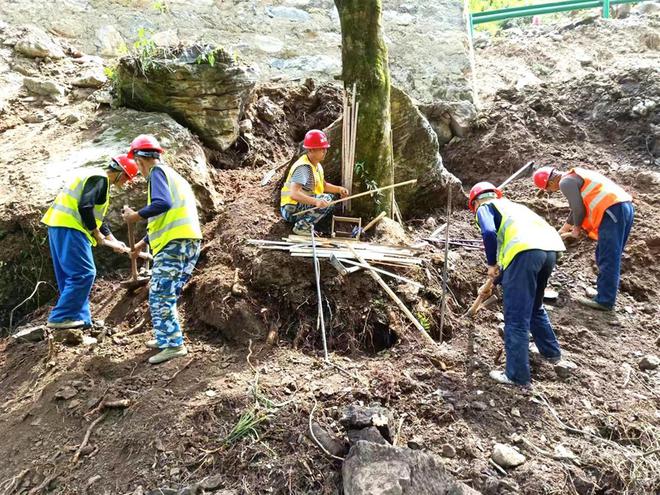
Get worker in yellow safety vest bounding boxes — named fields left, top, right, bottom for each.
left=41, top=155, right=138, bottom=330
left=469, top=181, right=569, bottom=387
left=121, top=135, right=202, bottom=365
left=533, top=166, right=634, bottom=311
left=280, top=129, right=348, bottom=235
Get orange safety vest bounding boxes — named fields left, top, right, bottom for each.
left=571, top=167, right=631, bottom=240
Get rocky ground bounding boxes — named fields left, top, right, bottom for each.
left=0, top=7, right=659, bottom=495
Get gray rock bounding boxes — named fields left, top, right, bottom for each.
left=340, top=405, right=395, bottom=443
left=55, top=386, right=78, bottom=400
left=269, top=55, right=340, bottom=75
left=348, top=427, right=389, bottom=446
left=639, top=355, right=659, bottom=371
left=95, top=25, right=127, bottom=57
left=554, top=360, right=577, bottom=379
left=310, top=421, right=348, bottom=456
left=72, top=67, right=107, bottom=88
left=343, top=442, right=480, bottom=495
left=441, top=444, right=456, bottom=458
left=14, top=26, right=65, bottom=59
left=23, top=77, right=65, bottom=97
left=638, top=1, right=660, bottom=15
left=448, top=101, right=477, bottom=138
left=117, top=45, right=256, bottom=151
left=57, top=111, right=82, bottom=124
left=491, top=443, right=526, bottom=468
left=12, top=325, right=46, bottom=342
left=407, top=436, right=424, bottom=450
left=256, top=96, right=285, bottom=124
left=575, top=51, right=593, bottom=67
left=265, top=6, right=310, bottom=22
left=239, top=119, right=253, bottom=133
left=147, top=490, right=177, bottom=495
left=198, top=475, right=223, bottom=491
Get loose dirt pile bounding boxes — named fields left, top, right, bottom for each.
left=0, top=13, right=659, bottom=495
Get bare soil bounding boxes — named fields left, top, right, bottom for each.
left=1, top=14, right=659, bottom=495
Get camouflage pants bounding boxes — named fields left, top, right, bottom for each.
left=280, top=193, right=336, bottom=233
left=149, top=239, right=201, bottom=349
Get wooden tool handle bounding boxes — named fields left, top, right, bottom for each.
left=467, top=278, right=493, bottom=317
left=127, top=222, right=138, bottom=281
left=292, top=179, right=417, bottom=217
left=362, top=211, right=387, bottom=233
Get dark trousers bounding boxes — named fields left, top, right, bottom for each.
left=502, top=249, right=561, bottom=385
left=595, top=201, right=634, bottom=308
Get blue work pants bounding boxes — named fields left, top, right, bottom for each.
left=502, top=249, right=562, bottom=386
left=47, top=227, right=96, bottom=325
left=595, top=202, right=634, bottom=308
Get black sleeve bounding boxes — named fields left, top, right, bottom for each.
left=78, top=176, right=109, bottom=232
left=100, top=222, right=112, bottom=237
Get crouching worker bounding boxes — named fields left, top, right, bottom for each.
left=280, top=129, right=348, bottom=235
left=469, top=182, right=567, bottom=388
left=41, top=155, right=139, bottom=329
left=121, top=135, right=202, bottom=365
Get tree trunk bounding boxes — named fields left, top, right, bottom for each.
left=334, top=0, right=393, bottom=218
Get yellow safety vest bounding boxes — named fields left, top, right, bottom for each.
left=280, top=154, right=325, bottom=207
left=477, top=198, right=565, bottom=270
left=147, top=164, right=202, bottom=255
left=41, top=168, right=109, bottom=246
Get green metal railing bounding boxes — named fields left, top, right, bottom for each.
left=469, top=0, right=639, bottom=34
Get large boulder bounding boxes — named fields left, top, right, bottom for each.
left=116, top=45, right=257, bottom=151
left=325, top=86, right=464, bottom=218
left=343, top=442, right=480, bottom=495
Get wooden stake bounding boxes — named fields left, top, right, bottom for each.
left=362, top=211, right=387, bottom=233
left=293, top=179, right=417, bottom=216
left=439, top=188, right=452, bottom=342
left=347, top=245, right=436, bottom=347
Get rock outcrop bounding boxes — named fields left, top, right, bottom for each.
left=116, top=45, right=256, bottom=151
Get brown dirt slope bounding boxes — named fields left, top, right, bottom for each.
left=1, top=15, right=659, bottom=495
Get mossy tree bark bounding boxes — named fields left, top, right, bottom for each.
left=334, top=0, right=393, bottom=218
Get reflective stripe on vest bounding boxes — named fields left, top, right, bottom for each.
left=478, top=198, right=565, bottom=270
left=146, top=164, right=202, bottom=255
left=41, top=168, right=109, bottom=246
left=280, top=154, right=325, bottom=207
left=571, top=167, right=632, bottom=240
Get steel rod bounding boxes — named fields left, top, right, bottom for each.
left=439, top=188, right=452, bottom=342
left=311, top=226, right=329, bottom=362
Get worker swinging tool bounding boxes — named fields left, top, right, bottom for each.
left=468, top=181, right=571, bottom=388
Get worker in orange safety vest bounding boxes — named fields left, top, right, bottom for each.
left=533, top=166, right=634, bottom=311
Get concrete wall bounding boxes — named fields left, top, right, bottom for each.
left=0, top=0, right=473, bottom=103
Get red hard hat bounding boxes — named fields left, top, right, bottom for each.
left=303, top=129, right=330, bottom=149
left=127, top=134, right=164, bottom=159
left=533, top=166, right=554, bottom=190
left=468, top=181, right=502, bottom=212
left=111, top=154, right=139, bottom=179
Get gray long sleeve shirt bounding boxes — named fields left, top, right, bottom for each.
left=559, top=174, right=585, bottom=226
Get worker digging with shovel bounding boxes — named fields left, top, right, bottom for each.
left=469, top=181, right=573, bottom=388
left=280, top=129, right=349, bottom=235
left=42, top=154, right=139, bottom=332
left=121, top=135, right=203, bottom=365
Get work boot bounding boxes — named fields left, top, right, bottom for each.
left=292, top=226, right=311, bottom=236
left=47, top=320, right=84, bottom=329
left=145, top=339, right=160, bottom=349
left=576, top=297, right=612, bottom=312
left=489, top=370, right=516, bottom=386
left=148, top=345, right=188, bottom=364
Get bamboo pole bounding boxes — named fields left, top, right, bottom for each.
left=293, top=179, right=417, bottom=216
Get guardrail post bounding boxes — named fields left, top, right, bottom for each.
left=602, top=0, right=611, bottom=17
